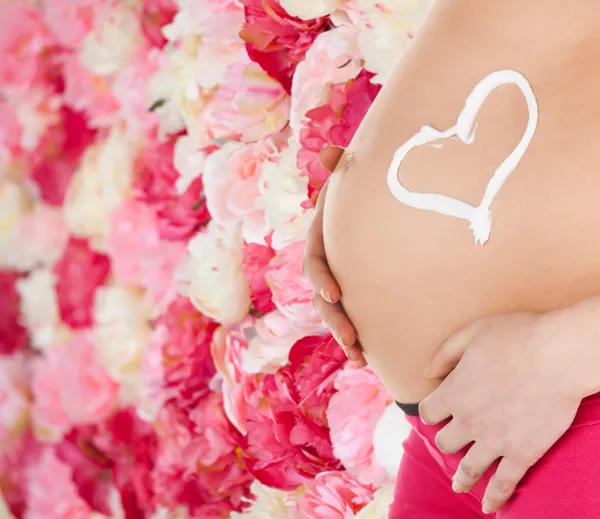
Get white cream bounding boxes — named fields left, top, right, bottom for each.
left=386, top=69, right=538, bottom=245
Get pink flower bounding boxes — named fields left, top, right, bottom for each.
left=134, top=138, right=211, bottom=241
left=298, top=70, right=381, bottom=200
left=0, top=100, right=23, bottom=165
left=30, top=107, right=97, bottom=207
left=58, top=52, right=120, bottom=128
left=32, top=332, right=119, bottom=442
left=0, top=353, right=31, bottom=450
left=240, top=0, right=330, bottom=92
left=43, top=0, right=103, bottom=48
left=53, top=237, right=111, bottom=329
left=0, top=271, right=28, bottom=355
left=242, top=243, right=276, bottom=314
left=241, top=335, right=346, bottom=490
left=293, top=471, right=374, bottom=519
left=147, top=296, right=218, bottom=408
left=203, top=140, right=277, bottom=244
left=265, top=241, right=324, bottom=330
left=327, top=366, right=394, bottom=486
left=107, top=200, right=186, bottom=308
left=24, top=448, right=91, bottom=519
left=0, top=3, right=53, bottom=92
left=141, top=0, right=178, bottom=47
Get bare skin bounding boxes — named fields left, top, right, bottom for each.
left=303, top=0, right=600, bottom=513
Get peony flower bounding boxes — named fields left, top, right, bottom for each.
left=0, top=353, right=31, bottom=452
left=178, top=221, right=251, bottom=325
left=241, top=335, right=346, bottom=489
left=203, top=140, right=277, bottom=245
left=230, top=480, right=292, bottom=519
left=372, top=403, right=412, bottom=479
left=24, top=448, right=91, bottom=519
left=16, top=268, right=71, bottom=351
left=289, top=26, right=362, bottom=138
left=133, top=137, right=210, bottom=242
left=280, top=0, right=349, bottom=20
left=140, top=0, right=178, bottom=47
left=0, top=180, right=32, bottom=268
left=32, top=332, right=119, bottom=443
left=256, top=141, right=313, bottom=250
left=93, top=285, right=152, bottom=405
left=0, top=492, right=16, bottom=519
left=354, top=485, right=394, bottom=519
left=292, top=471, right=374, bottom=519
left=326, top=366, right=394, bottom=486
left=63, top=126, right=139, bottom=238
left=265, top=241, right=326, bottom=333
left=0, top=271, right=28, bottom=355
left=53, top=237, right=111, bottom=329
left=0, top=99, right=23, bottom=168
left=240, top=0, right=330, bottom=93
left=172, top=136, right=212, bottom=194
left=355, top=0, right=433, bottom=84
left=43, top=0, right=103, bottom=48
left=107, top=200, right=187, bottom=308
left=298, top=70, right=381, bottom=199
left=241, top=243, right=276, bottom=314
left=0, top=3, right=53, bottom=92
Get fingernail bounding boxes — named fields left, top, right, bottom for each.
left=320, top=288, right=333, bottom=303
left=452, top=479, right=465, bottom=493
left=482, top=501, right=494, bottom=514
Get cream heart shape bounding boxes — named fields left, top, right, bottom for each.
left=386, top=69, right=538, bottom=245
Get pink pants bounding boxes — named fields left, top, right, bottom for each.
left=389, top=393, right=600, bottom=518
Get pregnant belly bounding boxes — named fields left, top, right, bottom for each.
left=322, top=26, right=600, bottom=403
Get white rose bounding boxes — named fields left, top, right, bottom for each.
left=256, top=142, right=313, bottom=250
left=354, top=485, right=395, bottom=519
left=93, top=285, right=152, bottom=405
left=178, top=221, right=251, bottom=325
left=173, top=135, right=207, bottom=194
left=356, top=0, right=434, bottom=84
left=16, top=268, right=71, bottom=351
left=63, top=126, right=138, bottom=239
left=280, top=0, right=348, bottom=20
left=373, top=402, right=412, bottom=478
left=230, top=480, right=291, bottom=519
left=80, top=1, right=145, bottom=76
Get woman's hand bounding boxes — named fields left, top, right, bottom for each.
left=303, top=146, right=367, bottom=367
left=419, top=300, right=600, bottom=514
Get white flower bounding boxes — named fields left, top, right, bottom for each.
left=354, top=485, right=395, bottom=519
left=373, top=403, right=412, bottom=478
left=173, top=135, right=207, bottom=194
left=162, top=0, right=210, bottom=41
left=178, top=221, right=251, bottom=325
left=93, top=285, right=152, bottom=406
left=356, top=0, right=434, bottom=84
left=63, top=126, right=138, bottom=239
left=230, top=480, right=292, bottom=519
left=80, top=1, right=145, bottom=76
left=0, top=179, right=32, bottom=268
left=257, top=142, right=313, bottom=250
left=16, top=268, right=71, bottom=351
left=280, top=0, right=348, bottom=20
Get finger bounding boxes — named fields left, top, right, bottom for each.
left=452, top=443, right=500, bottom=493
left=435, top=418, right=471, bottom=454
left=313, top=294, right=358, bottom=354
left=303, top=180, right=341, bottom=304
left=482, top=458, right=528, bottom=514
left=419, top=387, right=452, bottom=425
left=424, top=319, right=484, bottom=378
left=318, top=146, right=344, bottom=172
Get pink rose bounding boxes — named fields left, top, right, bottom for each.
left=203, top=140, right=277, bottom=245
left=0, top=353, right=31, bottom=450
left=241, top=335, right=346, bottom=490
left=43, top=0, right=103, bottom=48
left=24, top=448, right=91, bottom=519
left=293, top=471, right=374, bottom=519
left=32, top=332, right=119, bottom=442
left=53, top=237, right=111, bottom=329
left=242, top=243, right=276, bottom=314
left=107, top=200, right=186, bottom=308
left=265, top=241, right=325, bottom=331
left=134, top=138, right=210, bottom=241
left=298, top=70, right=381, bottom=200
left=0, top=271, right=28, bottom=355
left=140, top=0, right=177, bottom=47
left=240, top=0, right=329, bottom=93
left=327, top=366, right=394, bottom=486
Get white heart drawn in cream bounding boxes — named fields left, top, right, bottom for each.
left=386, top=69, right=538, bottom=245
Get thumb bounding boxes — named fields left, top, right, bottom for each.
left=424, top=321, right=482, bottom=378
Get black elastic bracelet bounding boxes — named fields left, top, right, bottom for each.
left=395, top=401, right=420, bottom=417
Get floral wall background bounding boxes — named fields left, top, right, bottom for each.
left=0, top=0, right=432, bottom=518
